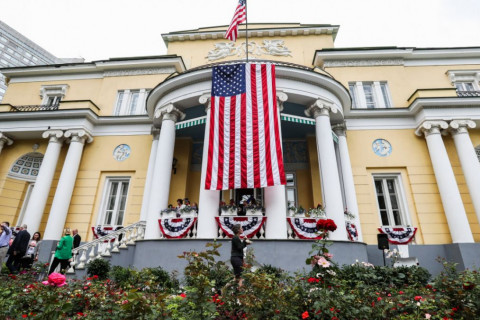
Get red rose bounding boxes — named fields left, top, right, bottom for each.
left=414, top=296, right=422, bottom=301
left=302, top=311, right=309, bottom=319
left=316, top=219, right=337, bottom=232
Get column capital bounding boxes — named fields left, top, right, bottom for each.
left=276, top=91, right=288, bottom=112
left=0, top=132, right=13, bottom=146
left=154, top=104, right=185, bottom=124
left=65, top=129, right=94, bottom=144
left=449, top=119, right=476, bottom=135
left=415, top=120, right=449, bottom=137
left=42, top=130, right=64, bottom=143
left=332, top=123, right=347, bottom=137
left=199, top=93, right=211, bottom=112
left=305, top=97, right=337, bottom=119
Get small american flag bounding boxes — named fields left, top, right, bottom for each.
left=225, top=0, right=246, bottom=42
left=205, top=63, right=286, bottom=190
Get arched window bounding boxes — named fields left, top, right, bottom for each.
left=8, top=152, right=43, bottom=181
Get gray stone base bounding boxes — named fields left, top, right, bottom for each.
left=36, top=239, right=480, bottom=280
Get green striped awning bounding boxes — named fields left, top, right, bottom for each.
left=175, top=113, right=338, bottom=142
left=280, top=114, right=316, bottom=125
left=175, top=116, right=206, bottom=130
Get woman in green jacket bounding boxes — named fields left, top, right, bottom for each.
left=48, top=228, right=73, bottom=274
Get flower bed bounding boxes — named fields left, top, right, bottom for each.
left=1, top=247, right=479, bottom=319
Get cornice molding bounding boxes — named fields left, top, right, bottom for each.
left=104, top=67, right=176, bottom=77
left=163, top=25, right=339, bottom=44
left=323, top=59, right=404, bottom=67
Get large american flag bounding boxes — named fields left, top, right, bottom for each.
left=205, top=63, right=286, bottom=190
left=224, top=0, right=246, bottom=42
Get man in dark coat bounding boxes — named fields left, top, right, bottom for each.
left=72, top=229, right=81, bottom=249
left=6, top=224, right=30, bottom=274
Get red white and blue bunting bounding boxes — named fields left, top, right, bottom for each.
left=346, top=222, right=359, bottom=242
left=378, top=226, right=417, bottom=245
left=158, top=218, right=197, bottom=239
left=287, top=217, right=322, bottom=240
left=92, top=226, right=116, bottom=238
left=215, top=216, right=267, bottom=238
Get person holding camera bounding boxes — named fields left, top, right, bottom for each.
left=0, top=221, right=11, bottom=273
left=230, top=224, right=252, bottom=287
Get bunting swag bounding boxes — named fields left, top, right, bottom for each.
left=205, top=63, right=286, bottom=190
left=287, top=217, right=323, bottom=240
left=215, top=216, right=266, bottom=238
left=159, top=218, right=197, bottom=239
left=346, top=222, right=359, bottom=242
left=92, top=226, right=115, bottom=238
left=378, top=226, right=417, bottom=244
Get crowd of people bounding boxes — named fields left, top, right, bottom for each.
left=0, top=221, right=81, bottom=275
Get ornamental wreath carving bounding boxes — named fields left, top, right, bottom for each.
left=206, top=40, right=292, bottom=61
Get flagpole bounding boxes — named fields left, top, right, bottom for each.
left=245, top=0, right=249, bottom=62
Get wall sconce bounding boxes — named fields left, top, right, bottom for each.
left=172, top=157, right=178, bottom=174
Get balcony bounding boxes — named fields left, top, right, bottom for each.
left=0, top=100, right=100, bottom=114
left=457, top=90, right=480, bottom=97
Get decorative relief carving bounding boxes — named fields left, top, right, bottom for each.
left=104, top=68, right=176, bottom=77
left=206, top=40, right=292, bottom=61
left=323, top=59, right=404, bottom=68
left=113, top=144, right=131, bottom=161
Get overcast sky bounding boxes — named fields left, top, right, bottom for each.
left=1, top=0, right=479, bottom=62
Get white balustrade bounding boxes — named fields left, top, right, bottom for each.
left=67, top=221, right=146, bottom=274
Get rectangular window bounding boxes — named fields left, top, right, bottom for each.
left=349, top=81, right=392, bottom=109
left=373, top=175, right=409, bottom=226
left=285, top=173, right=297, bottom=207
left=114, top=89, right=149, bottom=116
left=46, top=96, right=61, bottom=107
left=100, top=178, right=130, bottom=226
left=455, top=82, right=475, bottom=92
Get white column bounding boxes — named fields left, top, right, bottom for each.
left=43, top=130, right=93, bottom=240
left=450, top=120, right=480, bottom=231
left=264, top=92, right=288, bottom=239
left=197, top=94, right=221, bottom=238
left=21, top=130, right=64, bottom=233
left=305, top=98, right=348, bottom=241
left=0, top=133, right=13, bottom=155
left=140, top=128, right=160, bottom=221
left=415, top=121, right=474, bottom=243
left=144, top=104, right=185, bottom=239
left=332, top=123, right=363, bottom=241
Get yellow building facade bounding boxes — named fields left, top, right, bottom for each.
left=1, top=24, right=480, bottom=272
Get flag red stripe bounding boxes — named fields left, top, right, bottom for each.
left=216, top=97, right=225, bottom=190
left=251, top=64, right=261, bottom=187
left=271, top=66, right=286, bottom=184
left=261, top=64, right=274, bottom=186
left=240, top=93, right=247, bottom=189
left=205, top=97, right=216, bottom=189
left=229, top=95, right=236, bottom=189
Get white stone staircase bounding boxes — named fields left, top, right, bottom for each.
left=65, top=221, right=146, bottom=276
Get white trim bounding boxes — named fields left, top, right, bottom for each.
left=97, top=177, right=131, bottom=226
left=372, top=173, right=412, bottom=227
left=16, top=182, right=35, bottom=226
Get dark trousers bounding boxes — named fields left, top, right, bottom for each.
left=48, top=257, right=70, bottom=274
left=6, top=253, right=24, bottom=274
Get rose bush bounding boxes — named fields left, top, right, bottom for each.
left=0, top=245, right=479, bottom=319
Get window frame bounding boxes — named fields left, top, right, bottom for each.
left=349, top=81, right=392, bottom=109
left=97, top=177, right=131, bottom=227
left=372, top=173, right=411, bottom=227
left=40, top=84, right=68, bottom=106
left=285, top=172, right=298, bottom=207
left=114, top=89, right=150, bottom=116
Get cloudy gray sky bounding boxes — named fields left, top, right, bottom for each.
left=1, top=0, right=479, bottom=62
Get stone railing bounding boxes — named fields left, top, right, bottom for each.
left=66, top=221, right=146, bottom=273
